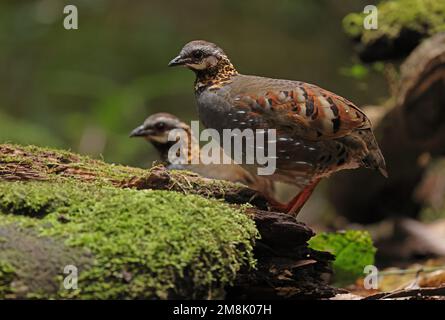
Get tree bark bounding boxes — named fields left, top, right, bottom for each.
left=329, top=33, right=445, bottom=224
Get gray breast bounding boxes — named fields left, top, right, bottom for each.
left=196, top=88, right=233, bottom=133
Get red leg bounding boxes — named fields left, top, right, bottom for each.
left=285, top=178, right=321, bottom=216
left=268, top=179, right=321, bottom=217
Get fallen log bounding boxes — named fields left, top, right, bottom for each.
left=0, top=143, right=337, bottom=299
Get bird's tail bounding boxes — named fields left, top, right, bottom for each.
left=368, top=148, right=388, bottom=178
left=361, top=129, right=388, bottom=178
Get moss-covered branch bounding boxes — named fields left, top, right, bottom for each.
left=0, top=144, right=336, bottom=299
left=0, top=144, right=267, bottom=208
left=343, top=0, right=445, bottom=61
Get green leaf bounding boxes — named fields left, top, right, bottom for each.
left=339, top=64, right=369, bottom=80
left=308, top=230, right=376, bottom=285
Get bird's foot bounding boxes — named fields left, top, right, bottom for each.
left=265, top=197, right=300, bottom=216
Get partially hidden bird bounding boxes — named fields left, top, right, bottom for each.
left=130, top=112, right=275, bottom=198
left=168, top=40, right=387, bottom=216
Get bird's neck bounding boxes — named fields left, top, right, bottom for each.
left=194, top=57, right=238, bottom=93
left=153, top=127, right=200, bottom=165
left=151, top=140, right=177, bottom=163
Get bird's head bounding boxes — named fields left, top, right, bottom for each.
left=168, top=40, right=228, bottom=72
left=129, top=113, right=188, bottom=144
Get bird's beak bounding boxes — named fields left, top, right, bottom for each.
left=129, top=125, right=152, bottom=138
left=168, top=55, right=188, bottom=67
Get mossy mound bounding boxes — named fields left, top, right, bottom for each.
left=343, top=0, right=445, bottom=61
left=0, top=179, right=258, bottom=298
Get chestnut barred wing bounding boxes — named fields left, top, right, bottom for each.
left=231, top=81, right=371, bottom=140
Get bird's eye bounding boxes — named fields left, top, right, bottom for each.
left=192, top=50, right=204, bottom=59
left=155, top=122, right=165, bottom=130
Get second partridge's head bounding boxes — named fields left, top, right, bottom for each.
left=129, top=113, right=188, bottom=144
left=168, top=40, right=228, bottom=72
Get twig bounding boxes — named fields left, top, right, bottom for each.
left=365, top=286, right=445, bottom=300
left=378, top=265, right=445, bottom=276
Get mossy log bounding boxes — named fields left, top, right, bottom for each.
left=329, top=33, right=445, bottom=224
left=343, top=0, right=445, bottom=62
left=0, top=144, right=336, bottom=299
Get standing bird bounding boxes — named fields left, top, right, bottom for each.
left=168, top=40, right=387, bottom=216
left=130, top=112, right=275, bottom=198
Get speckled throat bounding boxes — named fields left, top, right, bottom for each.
left=194, top=57, right=238, bottom=93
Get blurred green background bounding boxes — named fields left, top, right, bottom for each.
left=0, top=0, right=386, bottom=168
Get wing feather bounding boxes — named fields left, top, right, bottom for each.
left=232, top=81, right=371, bottom=140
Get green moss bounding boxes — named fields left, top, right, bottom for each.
left=0, top=180, right=258, bottom=299
left=0, top=183, right=69, bottom=218
left=309, top=230, right=376, bottom=286
left=0, top=143, right=146, bottom=184
left=0, top=144, right=260, bottom=298
left=343, top=0, right=445, bottom=44
left=166, top=168, right=248, bottom=197
left=0, top=260, right=16, bottom=297
left=0, top=144, right=246, bottom=202
left=0, top=144, right=257, bottom=206
left=343, top=11, right=365, bottom=39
